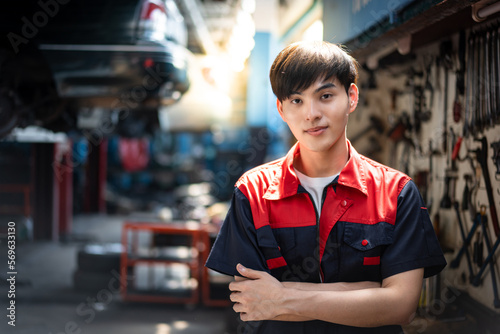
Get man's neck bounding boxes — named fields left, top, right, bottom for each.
left=294, top=139, right=349, bottom=178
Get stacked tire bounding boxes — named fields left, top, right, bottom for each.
left=73, top=243, right=123, bottom=293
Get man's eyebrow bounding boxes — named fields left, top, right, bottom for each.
left=315, top=82, right=337, bottom=93
left=288, top=82, right=337, bottom=96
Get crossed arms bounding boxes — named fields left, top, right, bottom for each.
left=229, top=264, right=424, bottom=327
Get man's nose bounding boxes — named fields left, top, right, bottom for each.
left=305, top=101, right=322, bottom=120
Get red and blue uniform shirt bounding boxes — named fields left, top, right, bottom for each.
left=206, top=141, right=447, bottom=333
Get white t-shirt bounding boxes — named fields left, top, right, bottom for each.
left=295, top=168, right=339, bottom=214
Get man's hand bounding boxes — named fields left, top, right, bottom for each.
left=229, top=264, right=423, bottom=326
left=229, top=263, right=285, bottom=321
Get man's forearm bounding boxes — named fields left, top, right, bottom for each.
left=230, top=265, right=423, bottom=326
left=271, top=281, right=382, bottom=322
left=274, top=270, right=423, bottom=327
left=282, top=280, right=380, bottom=291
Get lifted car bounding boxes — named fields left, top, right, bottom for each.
left=0, top=0, right=190, bottom=138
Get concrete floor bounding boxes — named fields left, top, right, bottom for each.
left=0, top=214, right=231, bottom=334
left=1, top=214, right=499, bottom=334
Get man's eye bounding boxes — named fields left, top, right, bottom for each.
left=321, top=93, right=333, bottom=100
left=291, top=98, right=301, bottom=104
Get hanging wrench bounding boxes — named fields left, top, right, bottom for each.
left=477, top=33, right=485, bottom=133
left=489, top=28, right=498, bottom=124
left=454, top=31, right=466, bottom=124
left=471, top=34, right=479, bottom=136
left=464, top=33, right=474, bottom=137
left=494, top=26, right=500, bottom=123
left=440, top=40, right=453, bottom=153
left=485, top=31, right=493, bottom=128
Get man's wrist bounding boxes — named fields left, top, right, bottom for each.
left=275, top=285, right=298, bottom=317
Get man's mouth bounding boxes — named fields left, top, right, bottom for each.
left=305, top=126, right=327, bottom=136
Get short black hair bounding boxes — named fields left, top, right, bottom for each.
left=269, top=41, right=359, bottom=102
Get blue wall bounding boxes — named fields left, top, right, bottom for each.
left=323, top=0, right=416, bottom=44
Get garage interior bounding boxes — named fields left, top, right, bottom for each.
left=1, top=0, right=500, bottom=333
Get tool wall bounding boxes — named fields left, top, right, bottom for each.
left=352, top=21, right=500, bottom=312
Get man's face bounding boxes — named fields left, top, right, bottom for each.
left=277, top=77, right=358, bottom=154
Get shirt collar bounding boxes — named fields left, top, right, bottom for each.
left=263, top=140, right=368, bottom=200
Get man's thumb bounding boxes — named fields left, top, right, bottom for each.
left=236, top=263, right=260, bottom=279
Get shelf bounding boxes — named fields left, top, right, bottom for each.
left=200, top=234, right=232, bottom=307
left=120, top=221, right=231, bottom=306
left=120, top=221, right=204, bottom=304
left=125, top=246, right=198, bottom=264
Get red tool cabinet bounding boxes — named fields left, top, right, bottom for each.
left=120, top=221, right=231, bottom=306
left=120, top=221, right=205, bottom=304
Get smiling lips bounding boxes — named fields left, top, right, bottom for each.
left=305, top=126, right=328, bottom=136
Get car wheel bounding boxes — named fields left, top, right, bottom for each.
left=72, top=269, right=122, bottom=293
left=77, top=243, right=123, bottom=273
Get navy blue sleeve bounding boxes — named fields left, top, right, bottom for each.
left=381, top=180, right=447, bottom=279
left=205, top=188, right=270, bottom=276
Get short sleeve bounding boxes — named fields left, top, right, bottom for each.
left=381, top=180, right=447, bottom=279
left=205, top=188, right=270, bottom=276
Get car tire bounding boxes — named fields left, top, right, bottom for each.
left=72, top=269, right=122, bottom=293
left=77, top=243, right=123, bottom=273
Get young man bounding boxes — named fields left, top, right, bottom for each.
left=205, top=41, right=446, bottom=333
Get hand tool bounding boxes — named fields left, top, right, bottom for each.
left=491, top=141, right=500, bottom=178
left=471, top=32, right=479, bottom=134
left=456, top=30, right=466, bottom=96
left=473, top=230, right=483, bottom=267
left=453, top=92, right=462, bottom=123
left=422, top=60, right=434, bottom=124
left=451, top=153, right=480, bottom=270
left=349, top=115, right=385, bottom=144
left=439, top=174, right=454, bottom=209
left=477, top=34, right=485, bottom=133
left=471, top=34, right=479, bottom=135
left=493, top=26, right=500, bottom=124
left=472, top=230, right=500, bottom=293
left=489, top=29, right=498, bottom=124
left=475, top=137, right=500, bottom=237
left=463, top=33, right=474, bottom=137
left=484, top=31, right=493, bottom=129
left=471, top=207, right=500, bottom=308
left=427, top=140, right=441, bottom=213
left=440, top=128, right=459, bottom=209
left=440, top=40, right=453, bottom=152
left=453, top=31, right=466, bottom=123
left=451, top=206, right=481, bottom=270
left=450, top=202, right=475, bottom=277
left=413, top=85, right=424, bottom=134
left=461, top=174, right=472, bottom=211
left=480, top=207, right=499, bottom=305
left=451, top=136, right=463, bottom=162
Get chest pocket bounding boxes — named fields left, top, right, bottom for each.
left=339, top=222, right=394, bottom=282
left=272, top=228, right=296, bottom=260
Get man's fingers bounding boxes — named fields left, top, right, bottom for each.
left=239, top=313, right=250, bottom=322
left=229, top=281, right=242, bottom=292
left=229, top=291, right=240, bottom=303
left=236, top=263, right=265, bottom=279
left=234, top=275, right=247, bottom=282
left=233, top=301, right=245, bottom=313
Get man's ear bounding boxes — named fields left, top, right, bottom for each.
left=277, top=98, right=286, bottom=121
left=348, top=83, right=359, bottom=114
